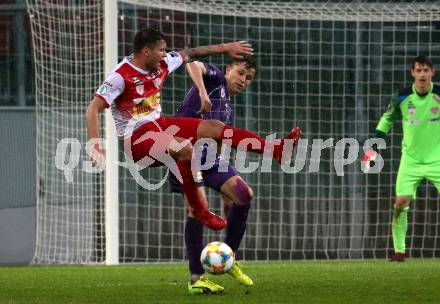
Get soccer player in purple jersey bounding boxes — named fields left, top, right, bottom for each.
left=169, top=57, right=258, bottom=294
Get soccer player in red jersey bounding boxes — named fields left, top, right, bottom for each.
left=87, top=28, right=300, bottom=231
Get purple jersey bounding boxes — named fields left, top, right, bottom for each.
left=169, top=63, right=238, bottom=194
left=176, top=64, right=234, bottom=126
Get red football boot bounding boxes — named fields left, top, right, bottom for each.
left=273, top=127, right=301, bottom=164
left=390, top=252, right=406, bottom=262
left=193, top=209, right=226, bottom=231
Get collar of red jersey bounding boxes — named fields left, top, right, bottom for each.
left=124, top=55, right=150, bottom=75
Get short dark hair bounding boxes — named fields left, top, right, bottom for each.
left=233, top=55, right=258, bottom=74
left=133, top=28, right=164, bottom=54
left=412, top=56, right=434, bottom=70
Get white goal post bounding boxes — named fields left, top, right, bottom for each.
left=104, top=0, right=119, bottom=266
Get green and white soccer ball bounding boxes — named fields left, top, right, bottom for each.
left=200, top=241, right=235, bottom=274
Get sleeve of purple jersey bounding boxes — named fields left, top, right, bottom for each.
left=203, top=63, right=223, bottom=81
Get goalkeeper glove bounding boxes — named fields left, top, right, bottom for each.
left=362, top=149, right=377, bottom=173
left=362, top=130, right=386, bottom=173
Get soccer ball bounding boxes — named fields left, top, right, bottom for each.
left=200, top=241, right=235, bottom=275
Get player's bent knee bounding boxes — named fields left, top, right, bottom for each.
left=233, top=179, right=253, bottom=206
left=246, top=186, right=254, bottom=202
left=175, top=142, right=194, bottom=161
left=395, top=196, right=411, bottom=208
left=199, top=120, right=225, bottom=138
left=204, top=119, right=224, bottom=129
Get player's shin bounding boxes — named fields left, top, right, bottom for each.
left=220, top=125, right=301, bottom=163
left=220, top=125, right=268, bottom=153
left=185, top=217, right=205, bottom=278
left=225, top=179, right=251, bottom=251
left=392, top=205, right=409, bottom=253
left=225, top=203, right=250, bottom=252
left=177, top=160, right=226, bottom=230
left=224, top=181, right=254, bottom=287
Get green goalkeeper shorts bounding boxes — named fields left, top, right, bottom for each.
left=396, top=159, right=440, bottom=199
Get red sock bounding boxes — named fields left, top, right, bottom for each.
left=176, top=160, right=207, bottom=216
left=176, top=160, right=226, bottom=231
left=177, top=160, right=226, bottom=230
left=220, top=126, right=274, bottom=154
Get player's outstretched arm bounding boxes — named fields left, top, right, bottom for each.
left=376, top=95, right=400, bottom=135
left=185, top=61, right=212, bottom=114
left=86, top=96, right=107, bottom=166
left=180, top=41, right=253, bottom=63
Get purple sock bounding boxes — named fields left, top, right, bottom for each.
left=185, top=217, right=205, bottom=275
left=225, top=203, right=250, bottom=252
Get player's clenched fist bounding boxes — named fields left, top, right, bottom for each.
left=89, top=143, right=106, bottom=170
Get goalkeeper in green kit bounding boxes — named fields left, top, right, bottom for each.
left=364, top=56, right=440, bottom=262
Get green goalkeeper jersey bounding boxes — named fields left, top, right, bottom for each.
left=376, top=82, right=440, bottom=164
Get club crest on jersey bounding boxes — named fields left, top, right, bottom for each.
left=220, top=87, right=226, bottom=98
left=408, top=104, right=416, bottom=115
left=133, top=77, right=144, bottom=95
left=434, top=95, right=440, bottom=104
left=153, top=78, right=162, bottom=89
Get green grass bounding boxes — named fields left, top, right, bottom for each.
left=1, top=260, right=440, bottom=304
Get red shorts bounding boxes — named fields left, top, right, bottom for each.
left=126, top=116, right=202, bottom=163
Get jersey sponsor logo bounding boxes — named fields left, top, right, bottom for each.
left=133, top=77, right=144, bottom=95
left=169, top=51, right=180, bottom=58
left=429, top=117, right=440, bottom=123
left=131, top=92, right=161, bottom=118
left=408, top=119, right=420, bottom=125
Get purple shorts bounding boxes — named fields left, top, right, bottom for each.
left=169, top=156, right=238, bottom=193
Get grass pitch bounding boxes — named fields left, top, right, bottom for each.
left=1, top=260, right=440, bottom=304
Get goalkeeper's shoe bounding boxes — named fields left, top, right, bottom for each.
left=390, top=252, right=406, bottom=262
left=273, top=127, right=301, bottom=164
left=188, top=276, right=224, bottom=295
left=227, top=261, right=254, bottom=286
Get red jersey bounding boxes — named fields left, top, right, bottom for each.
left=95, top=52, right=183, bottom=137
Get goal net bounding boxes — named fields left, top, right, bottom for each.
left=28, top=0, right=440, bottom=264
